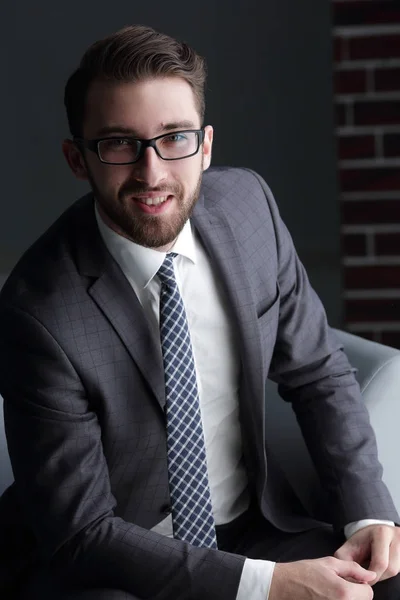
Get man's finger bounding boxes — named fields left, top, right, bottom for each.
left=368, top=527, right=392, bottom=581
left=334, top=539, right=367, bottom=564
left=346, top=582, right=374, bottom=600
left=380, top=539, right=400, bottom=581
left=334, top=545, right=355, bottom=561
left=332, top=558, right=376, bottom=583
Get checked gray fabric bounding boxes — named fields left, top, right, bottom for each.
left=157, top=252, right=218, bottom=548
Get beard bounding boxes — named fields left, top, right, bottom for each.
left=86, top=164, right=203, bottom=249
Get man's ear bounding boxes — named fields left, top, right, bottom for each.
left=62, top=139, right=89, bottom=180
left=202, top=125, right=213, bottom=171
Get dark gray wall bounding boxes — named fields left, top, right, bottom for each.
left=2, top=1, right=341, bottom=324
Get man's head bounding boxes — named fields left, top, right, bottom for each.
left=62, top=25, right=213, bottom=250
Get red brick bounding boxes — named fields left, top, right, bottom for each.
left=383, top=133, right=400, bottom=158
left=375, top=232, right=400, bottom=255
left=333, top=1, right=400, bottom=27
left=341, top=200, right=400, bottom=224
left=350, top=34, right=400, bottom=60
left=345, top=298, right=400, bottom=321
left=342, top=233, right=367, bottom=256
left=375, top=67, right=400, bottom=92
left=334, top=70, right=366, bottom=94
left=381, top=330, right=400, bottom=349
left=338, top=135, right=375, bottom=160
left=340, top=167, right=400, bottom=192
left=354, top=99, right=400, bottom=126
left=344, top=265, right=400, bottom=289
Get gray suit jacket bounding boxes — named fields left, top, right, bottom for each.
left=0, top=167, right=398, bottom=599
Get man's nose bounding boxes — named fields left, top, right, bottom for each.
left=131, top=146, right=167, bottom=187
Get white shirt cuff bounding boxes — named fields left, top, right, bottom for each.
left=344, top=519, right=395, bottom=539
left=236, top=558, right=276, bottom=600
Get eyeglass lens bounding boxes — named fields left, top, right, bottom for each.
left=98, top=131, right=199, bottom=163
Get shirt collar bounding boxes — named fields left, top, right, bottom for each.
left=94, top=201, right=196, bottom=289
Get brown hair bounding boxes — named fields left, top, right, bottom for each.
left=64, top=25, right=207, bottom=137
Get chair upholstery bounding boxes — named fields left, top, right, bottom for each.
left=1, top=329, right=400, bottom=514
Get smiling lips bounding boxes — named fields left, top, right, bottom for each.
left=131, top=194, right=173, bottom=214
left=135, top=196, right=169, bottom=206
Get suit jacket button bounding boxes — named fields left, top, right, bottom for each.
left=161, top=504, right=172, bottom=515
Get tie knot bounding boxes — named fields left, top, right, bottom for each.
left=157, top=252, right=178, bottom=287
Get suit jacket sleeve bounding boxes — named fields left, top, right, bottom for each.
left=0, top=304, right=245, bottom=599
left=246, top=169, right=400, bottom=530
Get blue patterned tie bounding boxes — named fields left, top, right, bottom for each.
left=157, top=252, right=217, bottom=548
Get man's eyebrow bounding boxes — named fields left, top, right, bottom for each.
left=94, top=121, right=197, bottom=138
left=159, top=121, right=196, bottom=133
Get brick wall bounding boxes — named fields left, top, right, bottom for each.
left=333, top=0, right=400, bottom=348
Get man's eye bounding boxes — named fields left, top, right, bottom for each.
left=165, top=134, right=186, bottom=143
left=100, top=138, right=133, bottom=152
left=110, top=138, right=130, bottom=147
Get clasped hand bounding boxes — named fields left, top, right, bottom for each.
left=335, top=524, right=400, bottom=584
left=269, top=525, right=400, bottom=599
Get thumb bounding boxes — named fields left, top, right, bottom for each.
left=334, top=559, right=376, bottom=583
left=334, top=544, right=355, bottom=561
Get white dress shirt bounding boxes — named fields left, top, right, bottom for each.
left=95, top=203, right=393, bottom=600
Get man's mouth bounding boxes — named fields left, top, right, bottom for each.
left=135, top=196, right=169, bottom=206
left=129, top=194, right=174, bottom=214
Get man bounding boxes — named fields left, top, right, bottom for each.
left=0, top=24, right=399, bottom=600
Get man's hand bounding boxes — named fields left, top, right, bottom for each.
left=335, top=524, right=400, bottom=585
left=269, top=557, right=375, bottom=599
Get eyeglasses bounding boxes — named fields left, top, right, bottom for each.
left=73, top=128, right=205, bottom=165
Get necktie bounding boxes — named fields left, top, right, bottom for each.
left=157, top=252, right=218, bottom=548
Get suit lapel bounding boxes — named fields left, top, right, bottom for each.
left=73, top=195, right=166, bottom=408
left=192, top=201, right=266, bottom=415
left=88, top=266, right=166, bottom=408
left=192, top=197, right=272, bottom=475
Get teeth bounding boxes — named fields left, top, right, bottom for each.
left=137, top=196, right=168, bottom=206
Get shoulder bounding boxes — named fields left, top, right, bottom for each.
left=200, top=166, right=279, bottom=228
left=0, top=194, right=93, bottom=313
left=201, top=166, right=272, bottom=199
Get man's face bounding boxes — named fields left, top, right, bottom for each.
left=63, top=77, right=213, bottom=250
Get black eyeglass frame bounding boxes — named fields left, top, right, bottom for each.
left=73, top=128, right=206, bottom=165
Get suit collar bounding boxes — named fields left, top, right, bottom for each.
left=94, top=202, right=196, bottom=290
